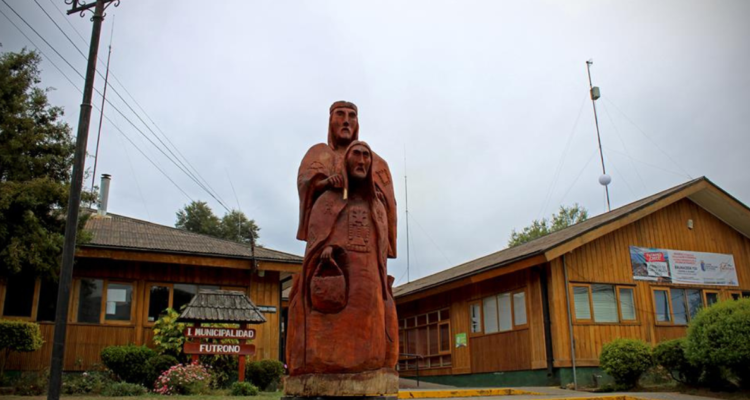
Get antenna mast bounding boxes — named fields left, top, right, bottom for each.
left=91, top=17, right=115, bottom=194
left=586, top=59, right=611, bottom=211
left=404, top=150, right=411, bottom=283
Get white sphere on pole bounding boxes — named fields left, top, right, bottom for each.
left=599, top=174, right=612, bottom=186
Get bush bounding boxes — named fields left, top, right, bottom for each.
left=0, top=320, right=44, bottom=377
left=205, top=354, right=239, bottom=389
left=146, top=354, right=179, bottom=387
left=599, top=338, right=653, bottom=389
left=653, top=338, right=701, bottom=385
left=152, top=308, right=188, bottom=360
left=230, top=381, right=259, bottom=396
left=686, top=298, right=750, bottom=388
left=61, top=370, right=116, bottom=395
left=13, top=370, right=48, bottom=396
left=153, top=362, right=212, bottom=395
left=246, top=359, right=285, bottom=391
left=101, top=382, right=148, bottom=397
left=100, top=344, right=156, bottom=386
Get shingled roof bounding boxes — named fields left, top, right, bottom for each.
left=393, top=177, right=750, bottom=299
left=178, top=289, right=267, bottom=323
left=83, top=213, right=302, bottom=263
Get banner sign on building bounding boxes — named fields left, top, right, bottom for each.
left=183, top=342, right=256, bottom=355
left=630, top=246, right=738, bottom=286
left=184, top=327, right=255, bottom=339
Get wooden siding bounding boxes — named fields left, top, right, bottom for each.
left=398, top=268, right=546, bottom=376
left=3, top=259, right=282, bottom=371
left=548, top=198, right=750, bottom=367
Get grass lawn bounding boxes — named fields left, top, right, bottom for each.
left=0, top=392, right=283, bottom=400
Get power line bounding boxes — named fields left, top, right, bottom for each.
left=5, top=0, right=229, bottom=210
left=557, top=150, right=598, bottom=206
left=1, top=6, right=194, bottom=202
left=30, top=0, right=229, bottom=209
left=599, top=101, right=647, bottom=192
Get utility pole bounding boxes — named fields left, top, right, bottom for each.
left=585, top=59, right=611, bottom=211
left=48, top=2, right=118, bottom=400
left=91, top=17, right=115, bottom=193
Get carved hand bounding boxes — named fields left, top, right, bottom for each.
left=375, top=187, right=386, bottom=204
left=323, top=174, right=344, bottom=189
left=320, top=246, right=335, bottom=261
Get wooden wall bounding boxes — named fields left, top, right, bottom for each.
left=4, top=259, right=282, bottom=371
left=547, top=198, right=750, bottom=367
left=397, top=267, right=547, bottom=376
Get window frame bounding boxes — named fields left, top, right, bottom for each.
left=468, top=300, right=484, bottom=337
left=144, top=282, right=174, bottom=326
left=511, top=289, right=529, bottom=329
left=570, top=283, right=639, bottom=325
left=703, top=290, right=721, bottom=307
left=72, top=278, right=136, bottom=326
left=397, top=308, right=451, bottom=371
left=0, top=277, right=41, bottom=321
left=652, top=286, right=714, bottom=326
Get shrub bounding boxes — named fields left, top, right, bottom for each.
left=100, top=344, right=156, bottom=385
left=0, top=320, right=44, bottom=377
left=152, top=308, right=188, bottom=360
left=245, top=359, right=285, bottom=391
left=61, top=370, right=116, bottom=395
left=653, top=338, right=701, bottom=385
left=146, top=354, right=179, bottom=387
left=205, top=354, right=239, bottom=389
left=153, top=362, right=212, bottom=395
left=230, top=381, right=259, bottom=396
left=686, top=298, right=750, bottom=388
left=101, top=382, right=148, bottom=397
left=13, top=370, right=48, bottom=396
left=599, top=338, right=653, bottom=389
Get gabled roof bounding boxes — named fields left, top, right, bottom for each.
left=178, top=289, right=266, bottom=324
left=83, top=213, right=302, bottom=263
left=394, top=177, right=750, bottom=299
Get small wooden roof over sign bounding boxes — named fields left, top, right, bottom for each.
left=177, top=290, right=267, bottom=324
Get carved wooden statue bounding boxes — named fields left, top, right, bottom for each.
left=285, top=102, right=398, bottom=398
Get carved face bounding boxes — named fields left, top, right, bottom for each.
left=346, top=144, right=371, bottom=181
left=329, top=107, right=358, bottom=147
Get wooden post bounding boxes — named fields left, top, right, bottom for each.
left=238, top=323, right=247, bottom=382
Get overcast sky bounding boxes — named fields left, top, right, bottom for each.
left=2, top=0, right=749, bottom=286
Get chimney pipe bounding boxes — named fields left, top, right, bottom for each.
left=98, top=174, right=111, bottom=216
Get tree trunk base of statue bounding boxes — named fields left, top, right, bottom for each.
left=283, top=368, right=398, bottom=397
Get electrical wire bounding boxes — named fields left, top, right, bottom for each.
left=39, top=0, right=225, bottom=206
left=599, top=101, right=647, bottom=192
left=1, top=6, right=194, bottom=202
left=557, top=150, right=598, bottom=206
left=4, top=0, right=228, bottom=210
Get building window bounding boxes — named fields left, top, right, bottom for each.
left=472, top=288, right=528, bottom=335
left=77, top=279, right=103, bottom=323
left=469, top=302, right=482, bottom=334
left=36, top=278, right=58, bottom=322
left=729, top=291, right=750, bottom=301
left=571, top=284, right=637, bottom=323
left=145, top=283, right=222, bottom=323
left=2, top=275, right=36, bottom=318
left=75, top=279, right=134, bottom=324
left=652, top=287, right=715, bottom=325
left=398, top=308, right=451, bottom=371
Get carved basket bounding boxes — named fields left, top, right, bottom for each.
left=310, top=257, right=347, bottom=313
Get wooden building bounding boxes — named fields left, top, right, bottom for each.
left=0, top=212, right=302, bottom=371
left=394, top=177, right=750, bottom=387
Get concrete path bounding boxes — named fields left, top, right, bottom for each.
left=397, top=385, right=722, bottom=400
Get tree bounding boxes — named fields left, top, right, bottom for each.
left=176, top=201, right=259, bottom=244
left=508, top=204, right=588, bottom=247
left=0, top=49, right=93, bottom=278
left=175, top=201, right=220, bottom=237
left=219, top=209, right=259, bottom=244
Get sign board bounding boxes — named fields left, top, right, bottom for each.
left=184, top=327, right=255, bottom=339
left=455, top=332, right=467, bottom=348
left=183, top=342, right=256, bottom=355
left=630, top=246, right=738, bottom=286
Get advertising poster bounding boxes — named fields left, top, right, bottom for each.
left=630, top=246, right=738, bottom=286
left=455, top=333, right=467, bottom=348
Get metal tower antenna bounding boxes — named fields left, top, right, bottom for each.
left=586, top=59, right=611, bottom=211
left=404, top=149, right=411, bottom=283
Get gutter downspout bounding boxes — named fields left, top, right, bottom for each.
left=562, top=254, right=578, bottom=389
left=538, top=265, right=555, bottom=378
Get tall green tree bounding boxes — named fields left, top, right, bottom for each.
left=176, top=201, right=259, bottom=244
left=219, top=209, right=259, bottom=244
left=0, top=49, right=93, bottom=278
left=175, top=201, right=220, bottom=237
left=508, top=204, right=588, bottom=247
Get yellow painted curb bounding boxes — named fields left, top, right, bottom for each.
left=397, top=388, right=541, bottom=399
